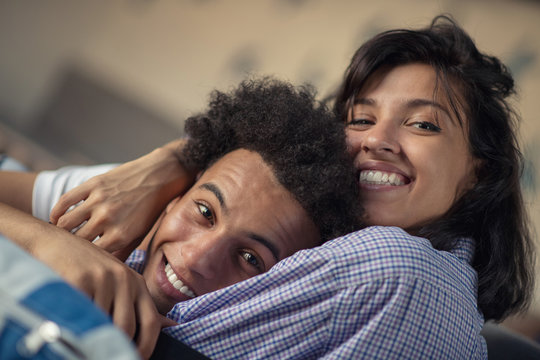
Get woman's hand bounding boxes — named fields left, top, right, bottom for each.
left=49, top=140, right=195, bottom=259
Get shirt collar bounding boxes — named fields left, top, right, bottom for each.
left=450, top=237, right=475, bottom=264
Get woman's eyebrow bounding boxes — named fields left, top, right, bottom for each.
left=199, top=182, right=227, bottom=213
left=355, top=97, right=449, bottom=115
left=406, top=98, right=450, bottom=117
left=355, top=97, right=453, bottom=123
left=353, top=97, right=374, bottom=106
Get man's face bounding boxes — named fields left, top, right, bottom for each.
left=143, top=149, right=320, bottom=314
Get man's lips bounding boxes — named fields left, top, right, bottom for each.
left=164, top=262, right=196, bottom=298
left=156, top=255, right=197, bottom=302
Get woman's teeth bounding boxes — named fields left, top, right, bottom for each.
left=165, top=263, right=195, bottom=298
left=360, top=170, right=404, bottom=185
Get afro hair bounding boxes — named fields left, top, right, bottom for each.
left=181, top=77, right=363, bottom=243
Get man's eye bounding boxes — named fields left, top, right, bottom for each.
left=411, top=121, right=442, bottom=132
left=240, top=251, right=264, bottom=272
left=197, top=203, right=214, bottom=225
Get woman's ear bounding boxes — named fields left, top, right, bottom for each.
left=466, top=157, right=483, bottom=191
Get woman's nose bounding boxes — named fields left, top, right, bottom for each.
left=347, top=123, right=400, bottom=156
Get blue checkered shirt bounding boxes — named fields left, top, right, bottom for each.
left=33, top=166, right=486, bottom=358
left=126, top=226, right=487, bottom=359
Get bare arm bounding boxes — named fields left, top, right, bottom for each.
left=0, top=202, right=174, bottom=359
left=49, top=139, right=196, bottom=257
left=0, top=171, right=37, bottom=213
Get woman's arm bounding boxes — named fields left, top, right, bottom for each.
left=0, top=171, right=38, bottom=213
left=49, top=139, right=197, bottom=255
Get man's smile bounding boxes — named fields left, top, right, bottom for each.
left=164, top=261, right=196, bottom=298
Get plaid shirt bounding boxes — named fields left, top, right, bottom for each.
left=33, top=167, right=487, bottom=359
left=127, top=226, right=487, bottom=359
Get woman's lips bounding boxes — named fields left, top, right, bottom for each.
left=359, top=169, right=409, bottom=186
left=356, top=161, right=411, bottom=187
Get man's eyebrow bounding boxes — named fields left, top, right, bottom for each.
left=199, top=182, right=280, bottom=262
left=248, top=233, right=280, bottom=262
left=199, top=183, right=227, bottom=213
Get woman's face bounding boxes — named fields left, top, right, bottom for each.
left=346, top=63, right=477, bottom=233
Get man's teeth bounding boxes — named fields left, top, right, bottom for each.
left=360, top=170, right=404, bottom=185
left=165, top=263, right=195, bottom=298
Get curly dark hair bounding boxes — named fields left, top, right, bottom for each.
left=333, top=15, right=535, bottom=321
left=181, top=77, right=362, bottom=243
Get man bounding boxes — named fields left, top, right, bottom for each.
left=0, top=77, right=361, bottom=358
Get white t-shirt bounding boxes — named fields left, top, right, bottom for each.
left=32, top=164, right=117, bottom=221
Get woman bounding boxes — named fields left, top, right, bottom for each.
left=34, top=15, right=533, bottom=358
left=333, top=14, right=534, bottom=322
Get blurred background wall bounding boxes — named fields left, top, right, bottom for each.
left=0, top=0, right=539, bottom=338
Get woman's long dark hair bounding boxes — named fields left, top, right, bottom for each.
left=334, top=15, right=535, bottom=321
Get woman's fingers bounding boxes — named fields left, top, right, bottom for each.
left=50, top=185, right=91, bottom=224
left=73, top=219, right=103, bottom=243
left=50, top=144, right=194, bottom=260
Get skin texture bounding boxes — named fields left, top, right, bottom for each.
left=345, top=63, right=478, bottom=233
left=139, top=149, right=320, bottom=314
left=0, top=149, right=319, bottom=356
left=51, top=140, right=192, bottom=259
left=0, top=202, right=171, bottom=360
left=2, top=78, right=358, bottom=358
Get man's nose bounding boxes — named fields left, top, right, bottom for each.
left=180, top=232, right=228, bottom=281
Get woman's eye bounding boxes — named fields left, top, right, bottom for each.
left=411, top=121, right=442, bottom=132
left=197, top=203, right=215, bottom=225
left=347, top=118, right=374, bottom=128
left=240, top=251, right=264, bottom=273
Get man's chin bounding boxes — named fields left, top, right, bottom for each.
left=157, top=303, right=173, bottom=316
left=149, top=292, right=173, bottom=316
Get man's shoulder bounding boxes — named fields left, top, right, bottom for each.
left=322, top=226, right=435, bottom=262
left=320, top=226, right=475, bottom=289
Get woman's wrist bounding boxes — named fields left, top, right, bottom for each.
left=147, top=139, right=196, bottom=199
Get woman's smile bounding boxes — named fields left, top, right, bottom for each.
left=357, top=161, right=410, bottom=190
left=346, top=63, right=477, bottom=232
left=359, top=170, right=406, bottom=186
